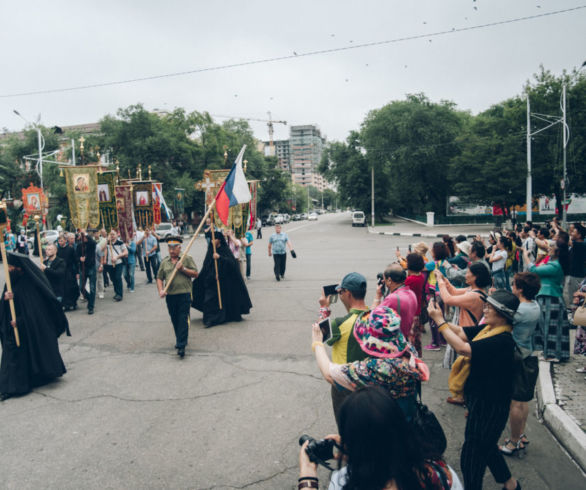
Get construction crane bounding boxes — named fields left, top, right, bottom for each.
left=211, top=112, right=287, bottom=153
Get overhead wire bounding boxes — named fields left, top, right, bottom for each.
left=1, top=5, right=585, bottom=98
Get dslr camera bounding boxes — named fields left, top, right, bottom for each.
left=299, top=434, right=336, bottom=468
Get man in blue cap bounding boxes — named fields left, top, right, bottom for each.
left=318, top=272, right=370, bottom=425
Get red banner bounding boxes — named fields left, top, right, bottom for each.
left=153, top=183, right=162, bottom=225
left=22, top=183, right=47, bottom=216
left=115, top=185, right=134, bottom=242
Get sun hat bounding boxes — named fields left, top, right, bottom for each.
left=481, top=289, right=520, bottom=322
left=353, top=306, right=410, bottom=358
left=335, top=272, right=367, bottom=294
left=456, top=240, right=472, bottom=256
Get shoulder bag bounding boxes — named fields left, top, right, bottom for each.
left=411, top=383, right=447, bottom=460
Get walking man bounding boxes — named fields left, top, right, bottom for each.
left=76, top=229, right=97, bottom=315
left=242, top=227, right=254, bottom=280
left=104, top=230, right=128, bottom=302
left=157, top=236, right=198, bottom=358
left=268, top=224, right=294, bottom=281
left=138, top=228, right=159, bottom=284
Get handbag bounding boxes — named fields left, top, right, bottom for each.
left=511, top=348, right=539, bottom=402
left=573, top=305, right=586, bottom=327
left=411, top=383, right=447, bottom=459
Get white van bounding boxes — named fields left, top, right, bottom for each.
left=352, top=211, right=366, bottom=227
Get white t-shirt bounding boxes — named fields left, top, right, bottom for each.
left=492, top=249, right=508, bottom=272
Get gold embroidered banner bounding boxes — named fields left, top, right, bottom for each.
left=98, top=171, right=118, bottom=231
left=63, top=166, right=99, bottom=229
left=132, top=181, right=154, bottom=229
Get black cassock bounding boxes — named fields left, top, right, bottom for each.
left=57, top=243, right=80, bottom=309
left=0, top=252, right=70, bottom=398
left=192, top=234, right=252, bottom=327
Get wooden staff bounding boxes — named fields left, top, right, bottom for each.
left=34, top=215, right=43, bottom=262
left=162, top=200, right=216, bottom=295
left=0, top=205, right=20, bottom=347
left=209, top=209, right=223, bottom=310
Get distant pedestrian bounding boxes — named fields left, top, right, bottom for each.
left=268, top=224, right=294, bottom=281
left=16, top=230, right=28, bottom=255
left=242, top=227, right=254, bottom=279
left=104, top=230, right=128, bottom=302
left=138, top=228, right=159, bottom=284
left=256, top=217, right=262, bottom=239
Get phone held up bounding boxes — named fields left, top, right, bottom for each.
left=323, top=284, right=339, bottom=304
left=318, top=317, right=331, bottom=342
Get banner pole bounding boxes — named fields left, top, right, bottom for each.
left=0, top=226, right=20, bottom=347
left=162, top=200, right=216, bottom=294
left=209, top=208, right=223, bottom=310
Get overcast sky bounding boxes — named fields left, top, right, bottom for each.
left=1, top=0, right=584, bottom=144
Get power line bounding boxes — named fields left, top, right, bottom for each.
left=1, top=5, right=585, bottom=99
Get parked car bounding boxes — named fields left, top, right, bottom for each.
left=282, top=213, right=291, bottom=223
left=41, top=230, right=60, bottom=244
left=300, top=213, right=308, bottom=220
left=155, top=222, right=177, bottom=239
left=352, top=211, right=366, bottom=227
left=274, top=214, right=284, bottom=224
left=266, top=213, right=278, bottom=226
left=308, top=212, right=318, bottom=221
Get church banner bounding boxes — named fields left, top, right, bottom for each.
left=115, top=185, right=134, bottom=242
left=132, top=181, right=154, bottom=229
left=152, top=183, right=162, bottom=225
left=98, top=171, right=118, bottom=231
left=174, top=188, right=185, bottom=215
left=21, top=183, right=47, bottom=217
left=63, top=166, right=99, bottom=229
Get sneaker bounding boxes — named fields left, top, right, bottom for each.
left=576, top=367, right=586, bottom=373
left=98, top=293, right=104, bottom=299
left=88, top=308, right=94, bottom=315
left=275, top=275, right=280, bottom=281
left=113, top=295, right=122, bottom=302
left=129, top=289, right=135, bottom=293
left=424, top=344, right=440, bottom=351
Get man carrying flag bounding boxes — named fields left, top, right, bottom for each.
left=160, top=146, right=252, bottom=328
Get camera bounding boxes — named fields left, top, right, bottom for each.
left=377, top=272, right=384, bottom=287
left=299, top=434, right=335, bottom=465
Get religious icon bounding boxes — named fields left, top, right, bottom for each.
left=28, top=193, right=41, bottom=211
left=136, top=191, right=149, bottom=206
left=74, top=174, right=90, bottom=193
left=98, top=184, right=110, bottom=202
left=116, top=197, right=125, bottom=211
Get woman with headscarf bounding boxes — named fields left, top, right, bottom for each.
left=0, top=252, right=70, bottom=401
left=191, top=232, right=252, bottom=328
left=311, top=305, right=429, bottom=422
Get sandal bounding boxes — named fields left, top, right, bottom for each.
left=446, top=396, right=466, bottom=406
left=519, top=434, right=529, bottom=446
left=499, top=439, right=525, bottom=457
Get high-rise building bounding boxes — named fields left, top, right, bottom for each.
left=289, top=124, right=325, bottom=190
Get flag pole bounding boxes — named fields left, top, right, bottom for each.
left=162, top=200, right=216, bottom=294
left=209, top=209, right=223, bottom=310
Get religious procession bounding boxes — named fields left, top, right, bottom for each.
left=0, top=144, right=269, bottom=402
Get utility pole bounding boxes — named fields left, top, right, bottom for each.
left=561, top=84, right=569, bottom=228
left=526, top=96, right=532, bottom=222
left=371, top=166, right=375, bottom=227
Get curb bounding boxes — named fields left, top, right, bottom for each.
left=536, top=360, right=586, bottom=472
left=367, top=228, right=489, bottom=239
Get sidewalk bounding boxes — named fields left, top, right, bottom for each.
left=368, top=217, right=495, bottom=238
left=536, top=329, right=586, bottom=472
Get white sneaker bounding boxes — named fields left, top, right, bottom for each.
left=98, top=293, right=104, bottom=299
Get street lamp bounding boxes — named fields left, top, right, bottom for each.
left=13, top=110, right=45, bottom=192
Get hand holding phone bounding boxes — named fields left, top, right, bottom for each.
left=318, top=317, right=331, bottom=342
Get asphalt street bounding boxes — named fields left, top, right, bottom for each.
left=0, top=213, right=584, bottom=489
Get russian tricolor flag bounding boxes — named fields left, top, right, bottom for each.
left=215, top=145, right=251, bottom=225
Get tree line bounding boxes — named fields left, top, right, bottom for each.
left=0, top=105, right=330, bottom=227
left=319, top=66, right=586, bottom=219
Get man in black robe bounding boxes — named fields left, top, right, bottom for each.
left=192, top=232, right=252, bottom=328
left=57, top=233, right=80, bottom=311
left=0, top=252, right=70, bottom=401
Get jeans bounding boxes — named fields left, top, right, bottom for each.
left=80, top=264, right=97, bottom=310
left=107, top=263, right=124, bottom=298
left=273, top=253, right=286, bottom=278
left=492, top=269, right=510, bottom=290
left=165, top=293, right=191, bottom=348
left=246, top=254, right=251, bottom=278
left=145, top=254, right=160, bottom=282
left=136, top=243, right=145, bottom=270
left=125, top=262, right=136, bottom=291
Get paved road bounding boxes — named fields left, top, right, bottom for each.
left=1, top=213, right=584, bottom=489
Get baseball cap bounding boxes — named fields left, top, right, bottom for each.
left=335, top=272, right=367, bottom=294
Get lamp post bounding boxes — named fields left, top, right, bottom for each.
left=13, top=110, right=44, bottom=191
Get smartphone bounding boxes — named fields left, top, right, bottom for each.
left=408, top=244, right=412, bottom=252
left=318, top=317, right=331, bottom=342
left=323, top=284, right=338, bottom=297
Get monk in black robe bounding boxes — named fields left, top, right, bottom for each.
left=57, top=234, right=80, bottom=310
left=0, top=252, right=70, bottom=401
left=192, top=233, right=252, bottom=327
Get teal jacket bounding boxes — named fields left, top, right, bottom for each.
left=530, top=259, right=564, bottom=298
